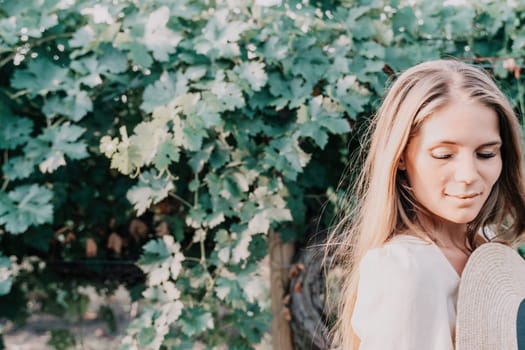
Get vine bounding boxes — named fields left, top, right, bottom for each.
left=0, top=0, right=525, bottom=349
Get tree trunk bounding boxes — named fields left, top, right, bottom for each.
left=270, top=231, right=295, bottom=350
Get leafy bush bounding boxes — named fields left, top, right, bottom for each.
left=0, top=0, right=524, bottom=348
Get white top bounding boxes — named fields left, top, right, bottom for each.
left=351, top=235, right=460, bottom=350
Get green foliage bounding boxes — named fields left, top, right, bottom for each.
left=1, top=0, right=525, bottom=348
left=0, top=185, right=53, bottom=234
left=0, top=255, right=12, bottom=296
left=47, top=329, right=76, bottom=350
left=99, top=305, right=118, bottom=334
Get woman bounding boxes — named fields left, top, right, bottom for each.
left=328, top=60, right=525, bottom=349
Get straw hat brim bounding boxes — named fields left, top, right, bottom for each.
left=456, top=242, right=525, bottom=350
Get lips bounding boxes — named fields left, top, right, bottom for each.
left=446, top=192, right=481, bottom=199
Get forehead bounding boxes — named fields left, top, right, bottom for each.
left=415, top=100, right=500, bottom=146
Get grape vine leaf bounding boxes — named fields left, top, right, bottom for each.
left=139, top=237, right=171, bottom=265
left=180, top=308, right=214, bottom=337
left=35, top=123, right=88, bottom=173
left=126, top=170, right=174, bottom=215
left=141, top=71, right=188, bottom=113
left=143, top=6, right=182, bottom=62
left=137, top=327, right=156, bottom=347
left=236, top=62, right=268, bottom=92
left=99, top=46, right=128, bottom=74
left=69, top=25, right=95, bottom=48
left=11, top=58, right=69, bottom=96
left=152, top=139, right=180, bottom=171
left=42, top=91, right=93, bottom=122
left=0, top=114, right=33, bottom=150
left=0, top=184, right=54, bottom=234
left=210, top=80, right=245, bottom=111
left=2, top=156, right=35, bottom=180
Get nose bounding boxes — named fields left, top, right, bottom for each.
left=454, top=155, right=479, bottom=184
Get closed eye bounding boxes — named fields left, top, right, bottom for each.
left=431, top=153, right=452, bottom=159
left=477, top=152, right=497, bottom=159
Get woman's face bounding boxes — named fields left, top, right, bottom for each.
left=401, top=99, right=502, bottom=227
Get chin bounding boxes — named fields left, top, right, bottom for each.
left=449, top=218, right=475, bottom=225
left=446, top=213, right=480, bottom=225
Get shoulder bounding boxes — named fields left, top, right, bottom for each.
left=359, top=235, right=434, bottom=282
left=354, top=236, right=450, bottom=322
left=353, top=236, right=456, bottom=350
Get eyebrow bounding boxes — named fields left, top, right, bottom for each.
left=433, top=140, right=502, bottom=147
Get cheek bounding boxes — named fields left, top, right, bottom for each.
left=406, top=159, right=445, bottom=190
left=483, top=160, right=502, bottom=186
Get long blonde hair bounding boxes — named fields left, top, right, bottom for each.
left=327, top=59, right=525, bottom=349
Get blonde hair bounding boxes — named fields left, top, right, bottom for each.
left=327, top=59, right=525, bottom=349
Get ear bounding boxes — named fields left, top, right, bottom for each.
left=398, top=156, right=406, bottom=171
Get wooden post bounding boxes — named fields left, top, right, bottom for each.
left=269, top=231, right=295, bottom=350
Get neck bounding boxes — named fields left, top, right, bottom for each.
left=416, top=215, right=468, bottom=249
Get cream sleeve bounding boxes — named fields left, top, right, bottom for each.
left=351, top=246, right=455, bottom=350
